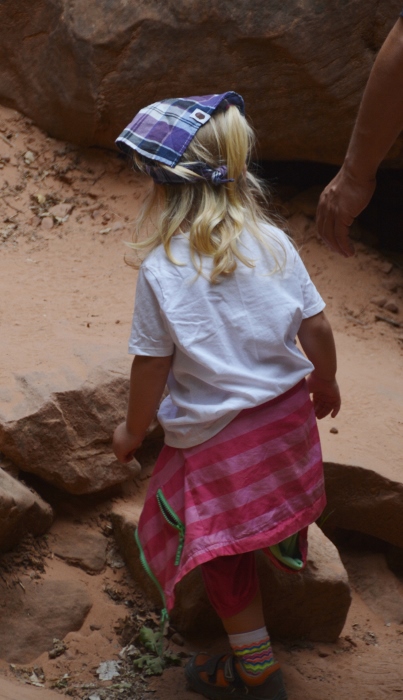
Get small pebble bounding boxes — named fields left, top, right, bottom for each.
left=370, top=296, right=387, bottom=308
left=28, top=215, right=42, bottom=227
left=329, top=427, right=339, bottom=434
left=384, top=301, right=399, bottom=314
left=380, top=262, right=393, bottom=274
left=41, top=216, right=54, bottom=230
left=23, top=150, right=36, bottom=165
left=171, top=632, right=185, bottom=646
left=383, top=281, right=398, bottom=292
left=49, top=203, right=73, bottom=218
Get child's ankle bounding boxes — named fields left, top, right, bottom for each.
left=229, top=626, right=277, bottom=683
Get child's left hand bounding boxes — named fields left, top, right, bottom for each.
left=113, top=421, right=143, bottom=463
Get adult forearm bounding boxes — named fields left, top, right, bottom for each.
left=344, top=17, right=403, bottom=182
left=316, top=18, right=403, bottom=257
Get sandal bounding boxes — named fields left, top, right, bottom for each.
left=185, top=652, right=288, bottom=700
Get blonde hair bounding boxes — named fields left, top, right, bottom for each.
left=128, top=105, right=287, bottom=283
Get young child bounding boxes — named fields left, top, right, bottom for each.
left=113, top=92, right=341, bottom=700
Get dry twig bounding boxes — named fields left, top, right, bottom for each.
left=0, top=132, right=14, bottom=147
left=374, top=313, right=403, bottom=328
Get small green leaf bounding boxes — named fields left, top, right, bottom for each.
left=163, top=650, right=182, bottom=667
left=133, top=654, right=165, bottom=676
left=138, top=625, right=161, bottom=653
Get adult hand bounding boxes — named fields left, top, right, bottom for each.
left=316, top=166, right=376, bottom=257
left=113, top=421, right=143, bottom=464
left=306, top=372, right=341, bottom=420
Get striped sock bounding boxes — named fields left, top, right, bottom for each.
left=229, top=627, right=276, bottom=683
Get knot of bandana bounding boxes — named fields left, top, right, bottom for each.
left=201, top=165, right=234, bottom=185
left=144, top=162, right=234, bottom=186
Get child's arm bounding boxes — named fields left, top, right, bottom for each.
left=113, top=354, right=173, bottom=463
left=297, top=311, right=341, bottom=419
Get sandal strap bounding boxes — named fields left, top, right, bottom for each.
left=196, top=653, right=243, bottom=686
left=186, top=652, right=288, bottom=700
left=223, top=655, right=236, bottom=682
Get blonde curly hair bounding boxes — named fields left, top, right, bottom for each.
left=128, top=105, right=287, bottom=283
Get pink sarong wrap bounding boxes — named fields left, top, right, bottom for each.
left=137, top=379, right=325, bottom=612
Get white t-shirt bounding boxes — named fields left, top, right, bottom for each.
left=128, top=226, right=325, bottom=448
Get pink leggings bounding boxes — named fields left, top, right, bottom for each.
left=201, top=551, right=259, bottom=619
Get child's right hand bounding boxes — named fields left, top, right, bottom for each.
left=113, top=421, right=143, bottom=463
left=306, top=372, right=341, bottom=420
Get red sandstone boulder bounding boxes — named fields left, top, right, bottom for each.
left=0, top=358, right=139, bottom=495
left=0, top=0, right=402, bottom=165
left=0, top=579, right=92, bottom=664
left=0, top=468, right=53, bottom=552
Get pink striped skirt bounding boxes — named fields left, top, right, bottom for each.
left=137, top=379, right=325, bottom=612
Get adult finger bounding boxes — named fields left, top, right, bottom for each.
left=333, top=216, right=355, bottom=258
left=315, top=192, right=331, bottom=243
left=316, top=197, right=344, bottom=255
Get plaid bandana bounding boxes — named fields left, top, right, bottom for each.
left=115, top=92, right=245, bottom=172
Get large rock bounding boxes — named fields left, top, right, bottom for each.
left=111, top=500, right=351, bottom=643
left=0, top=358, right=139, bottom=495
left=0, top=1, right=402, bottom=165
left=0, top=579, right=92, bottom=663
left=323, top=461, right=403, bottom=549
left=0, top=468, right=53, bottom=552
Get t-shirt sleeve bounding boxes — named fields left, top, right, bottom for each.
left=291, top=247, right=326, bottom=319
left=128, top=267, right=174, bottom=356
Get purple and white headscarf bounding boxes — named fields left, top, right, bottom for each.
left=115, top=92, right=244, bottom=185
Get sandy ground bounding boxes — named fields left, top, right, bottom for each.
left=1, top=104, right=403, bottom=699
